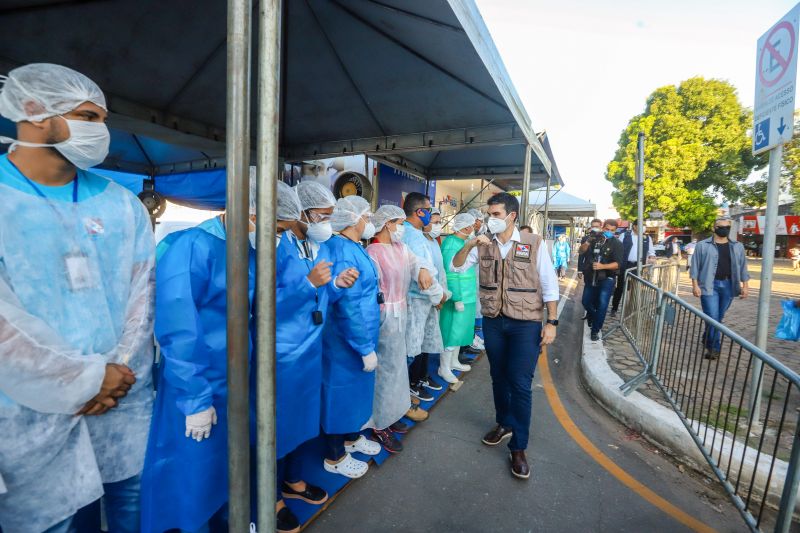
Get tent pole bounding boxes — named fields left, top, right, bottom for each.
left=542, top=175, right=551, bottom=238
left=369, top=154, right=379, bottom=211
left=519, top=144, right=531, bottom=226
left=225, top=0, right=252, bottom=530
left=256, top=0, right=282, bottom=532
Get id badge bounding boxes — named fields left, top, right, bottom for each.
left=64, top=252, right=95, bottom=291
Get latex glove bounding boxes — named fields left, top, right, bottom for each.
left=454, top=301, right=465, bottom=312
left=185, top=406, right=217, bottom=442
left=362, top=352, right=378, bottom=372
left=422, top=283, right=444, bottom=305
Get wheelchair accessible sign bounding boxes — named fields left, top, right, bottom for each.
left=753, top=4, right=800, bottom=154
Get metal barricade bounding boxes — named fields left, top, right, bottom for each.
left=617, top=273, right=800, bottom=532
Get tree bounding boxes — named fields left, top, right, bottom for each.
left=606, top=77, right=764, bottom=231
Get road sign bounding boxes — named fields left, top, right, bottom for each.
left=753, top=4, right=800, bottom=154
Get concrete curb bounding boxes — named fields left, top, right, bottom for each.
left=580, top=324, right=707, bottom=469
left=580, top=324, right=795, bottom=513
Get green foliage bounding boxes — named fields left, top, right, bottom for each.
left=783, top=115, right=800, bottom=212
left=606, top=78, right=763, bottom=231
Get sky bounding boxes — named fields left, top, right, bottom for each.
left=475, top=0, right=798, bottom=218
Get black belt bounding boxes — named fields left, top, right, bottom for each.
left=715, top=276, right=731, bottom=281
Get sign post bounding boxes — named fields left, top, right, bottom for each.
left=750, top=4, right=799, bottom=427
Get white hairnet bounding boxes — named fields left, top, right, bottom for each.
left=431, top=207, right=441, bottom=216
left=373, top=205, right=406, bottom=231
left=467, top=208, right=483, bottom=221
left=296, top=180, right=336, bottom=210
left=248, top=166, right=257, bottom=215
left=0, top=63, right=107, bottom=123
left=452, top=213, right=476, bottom=232
left=277, top=181, right=302, bottom=221
left=331, top=196, right=371, bottom=231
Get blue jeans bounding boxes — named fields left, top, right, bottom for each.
left=585, top=277, right=616, bottom=334
left=277, top=449, right=303, bottom=500
left=483, top=316, right=542, bottom=451
left=43, top=474, right=141, bottom=533
left=700, top=279, right=734, bottom=352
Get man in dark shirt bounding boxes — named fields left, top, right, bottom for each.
left=578, top=218, right=604, bottom=320
left=583, top=219, right=624, bottom=341
left=690, top=217, right=750, bottom=359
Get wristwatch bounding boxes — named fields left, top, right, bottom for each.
left=546, top=319, right=559, bottom=326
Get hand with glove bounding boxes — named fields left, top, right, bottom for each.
left=185, top=406, right=218, bottom=442
left=454, top=301, right=465, bottom=312
left=362, top=351, right=378, bottom=372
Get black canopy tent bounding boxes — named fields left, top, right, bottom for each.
left=0, top=1, right=557, bottom=529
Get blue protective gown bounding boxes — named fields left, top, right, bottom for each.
left=320, top=235, right=380, bottom=434
left=141, top=218, right=255, bottom=533
left=553, top=240, right=571, bottom=270
left=275, top=230, right=331, bottom=458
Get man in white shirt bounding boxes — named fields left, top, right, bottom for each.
left=610, top=222, right=655, bottom=316
left=451, top=193, right=558, bottom=480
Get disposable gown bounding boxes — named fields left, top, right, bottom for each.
left=366, top=242, right=423, bottom=430
left=321, top=235, right=380, bottom=434
left=141, top=218, right=256, bottom=533
left=439, top=235, right=477, bottom=348
left=0, top=157, right=155, bottom=533
left=402, top=223, right=442, bottom=356
left=553, top=240, right=571, bottom=270
left=275, top=230, right=331, bottom=458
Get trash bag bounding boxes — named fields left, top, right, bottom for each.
left=775, top=299, right=800, bottom=341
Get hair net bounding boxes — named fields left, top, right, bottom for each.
left=0, top=63, right=107, bottom=123
left=431, top=207, right=441, bottom=216
left=373, top=205, right=406, bottom=232
left=277, top=181, right=302, bottom=221
left=296, top=180, right=336, bottom=210
left=330, top=196, right=371, bottom=231
left=248, top=166, right=257, bottom=215
left=452, top=213, right=476, bottom=232
left=467, top=208, right=483, bottom=221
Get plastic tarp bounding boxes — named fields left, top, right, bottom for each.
left=152, top=170, right=227, bottom=211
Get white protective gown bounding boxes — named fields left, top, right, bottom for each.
left=0, top=156, right=155, bottom=533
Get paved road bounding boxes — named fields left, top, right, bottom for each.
left=306, top=284, right=746, bottom=533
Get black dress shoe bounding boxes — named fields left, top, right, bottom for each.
left=510, top=450, right=530, bottom=479
left=282, top=481, right=328, bottom=505
left=390, top=421, right=409, bottom=434
left=481, top=424, right=513, bottom=446
left=277, top=506, right=300, bottom=533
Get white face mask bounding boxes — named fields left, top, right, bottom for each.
left=390, top=222, right=405, bottom=243
left=487, top=214, right=510, bottom=235
left=307, top=221, right=333, bottom=243
left=1, top=116, right=110, bottom=170
left=361, top=221, right=376, bottom=241
left=426, top=223, right=442, bottom=239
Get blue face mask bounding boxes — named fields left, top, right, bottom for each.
left=603, top=230, right=614, bottom=238
left=417, top=208, right=432, bottom=227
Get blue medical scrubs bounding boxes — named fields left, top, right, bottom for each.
left=320, top=235, right=380, bottom=435
left=141, top=218, right=255, bottom=533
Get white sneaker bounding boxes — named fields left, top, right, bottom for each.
left=323, top=453, right=369, bottom=479
left=345, top=435, right=382, bottom=456
left=470, top=334, right=485, bottom=351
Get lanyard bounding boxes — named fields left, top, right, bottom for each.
left=22, top=173, right=79, bottom=203
left=292, top=234, right=320, bottom=308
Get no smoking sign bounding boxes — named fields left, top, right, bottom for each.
left=753, top=4, right=800, bottom=154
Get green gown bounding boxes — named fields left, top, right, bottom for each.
left=439, top=234, right=477, bottom=348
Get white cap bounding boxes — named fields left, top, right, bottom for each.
left=331, top=196, right=371, bottom=231
left=296, top=180, right=336, bottom=210
left=373, top=205, right=406, bottom=231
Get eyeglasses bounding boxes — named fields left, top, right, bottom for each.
left=305, top=211, right=331, bottom=223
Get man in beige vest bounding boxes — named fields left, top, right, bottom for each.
left=451, top=193, right=558, bottom=479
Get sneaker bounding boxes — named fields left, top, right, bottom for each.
left=323, top=453, right=369, bottom=479
left=458, top=351, right=477, bottom=365
left=277, top=506, right=300, bottom=533
left=373, top=428, right=403, bottom=453
left=410, top=384, right=433, bottom=402
left=462, top=345, right=481, bottom=355
left=609, top=309, right=617, bottom=318
left=581, top=310, right=588, bottom=320
left=590, top=332, right=599, bottom=342
left=421, top=375, right=443, bottom=391
left=405, top=404, right=429, bottom=422
left=470, top=334, right=485, bottom=351
left=587, top=318, right=593, bottom=329
left=281, top=481, right=328, bottom=505
left=345, top=435, right=382, bottom=456
left=390, top=421, right=409, bottom=434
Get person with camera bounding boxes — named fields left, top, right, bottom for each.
left=582, top=219, right=624, bottom=342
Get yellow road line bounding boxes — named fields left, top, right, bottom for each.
left=539, top=349, right=717, bottom=533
